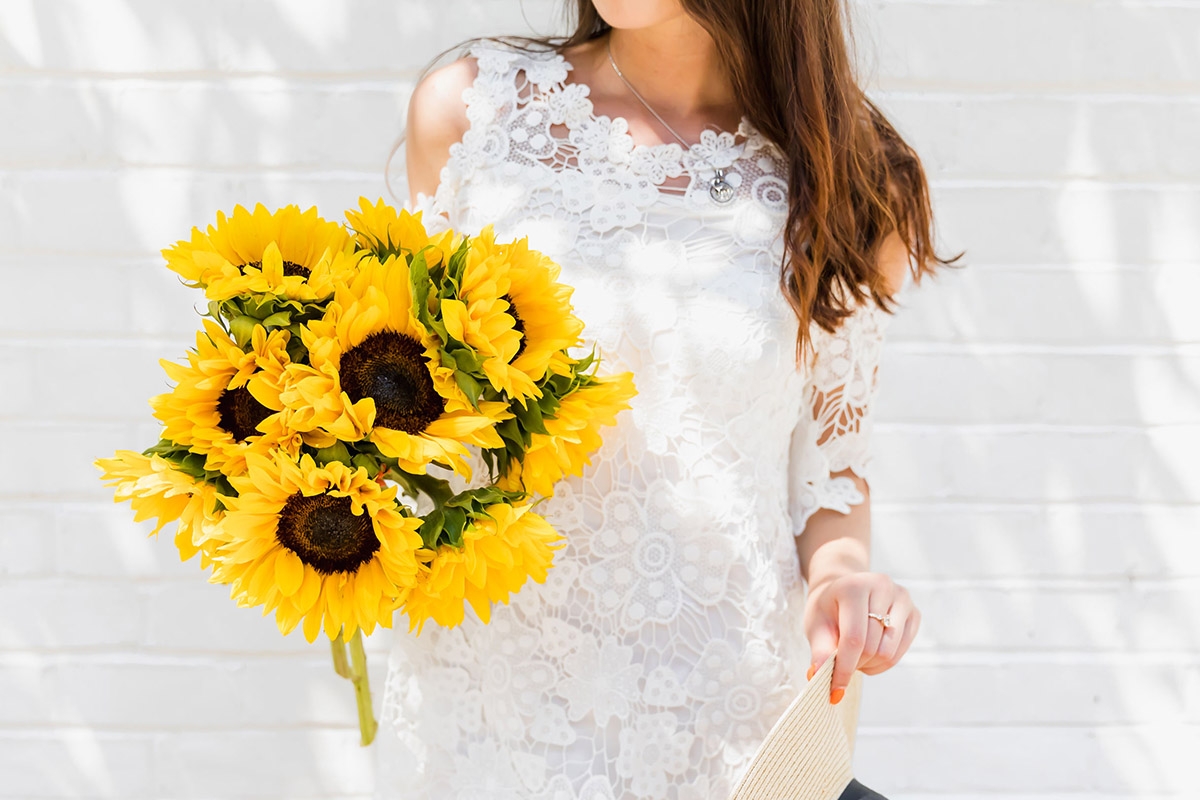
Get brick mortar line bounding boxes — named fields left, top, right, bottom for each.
left=8, top=498, right=1199, bottom=511
left=1, top=648, right=1195, bottom=664
left=5, top=256, right=1198, bottom=273
left=7, top=164, right=1198, bottom=186
left=8, top=335, right=1200, bottom=356
left=12, top=419, right=1190, bottom=433
left=4, top=418, right=1197, bottom=434
left=7, top=76, right=1200, bottom=105
left=10, top=495, right=1200, bottom=506
left=10, top=574, right=1196, bottom=589
left=7, top=167, right=1200, bottom=190
left=0, top=721, right=1192, bottom=735
left=4, top=651, right=1198, bottom=667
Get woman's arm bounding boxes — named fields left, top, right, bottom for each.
left=403, top=57, right=477, bottom=207
left=796, top=229, right=921, bottom=703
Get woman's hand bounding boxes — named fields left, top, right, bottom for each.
left=803, top=570, right=921, bottom=704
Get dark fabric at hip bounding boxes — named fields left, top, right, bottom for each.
left=837, top=778, right=888, bottom=800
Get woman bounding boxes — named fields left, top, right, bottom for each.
left=377, top=1, right=959, bottom=796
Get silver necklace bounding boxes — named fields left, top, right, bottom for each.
left=605, top=40, right=736, bottom=204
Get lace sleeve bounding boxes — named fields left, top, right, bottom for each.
left=787, top=297, right=891, bottom=536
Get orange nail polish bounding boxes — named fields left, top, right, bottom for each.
left=806, top=665, right=816, bottom=681
left=830, top=688, right=845, bottom=705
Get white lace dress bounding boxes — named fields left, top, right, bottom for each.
left=375, top=41, right=892, bottom=800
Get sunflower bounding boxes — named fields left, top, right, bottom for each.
left=280, top=254, right=511, bottom=480
left=499, top=372, right=637, bottom=498
left=150, top=319, right=303, bottom=476
left=213, top=452, right=425, bottom=643
left=345, top=197, right=460, bottom=267
left=163, top=203, right=357, bottom=302
left=440, top=227, right=583, bottom=405
left=94, top=450, right=226, bottom=569
left=400, top=502, right=563, bottom=633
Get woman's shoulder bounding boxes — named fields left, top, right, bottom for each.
left=406, top=37, right=566, bottom=160
left=404, top=54, right=477, bottom=201
left=405, top=38, right=572, bottom=201
left=413, top=38, right=566, bottom=100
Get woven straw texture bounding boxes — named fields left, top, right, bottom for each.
left=729, top=655, right=863, bottom=800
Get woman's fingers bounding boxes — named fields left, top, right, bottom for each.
left=805, top=574, right=921, bottom=700
left=859, top=590, right=889, bottom=670
left=859, top=614, right=904, bottom=674
left=861, top=603, right=921, bottom=676
left=860, top=586, right=912, bottom=674
left=831, top=587, right=870, bottom=702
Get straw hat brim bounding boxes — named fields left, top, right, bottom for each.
left=729, top=653, right=864, bottom=800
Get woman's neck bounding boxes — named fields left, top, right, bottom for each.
left=605, top=24, right=738, bottom=120
left=564, top=23, right=742, bottom=144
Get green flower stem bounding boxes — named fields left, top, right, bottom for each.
left=330, top=632, right=352, bottom=679
left=348, top=628, right=377, bottom=746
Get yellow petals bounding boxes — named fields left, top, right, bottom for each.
left=345, top=196, right=460, bottom=268
left=150, top=321, right=300, bottom=477
left=500, top=372, right=637, bottom=498
left=162, top=203, right=356, bottom=302
left=212, top=451, right=424, bottom=643
left=95, top=451, right=226, bottom=569
left=107, top=195, right=639, bottom=653
left=400, top=503, right=565, bottom=634
left=433, top=226, right=586, bottom=406
left=276, top=548, right=305, bottom=597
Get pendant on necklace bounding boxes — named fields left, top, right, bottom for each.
left=708, top=170, right=735, bottom=204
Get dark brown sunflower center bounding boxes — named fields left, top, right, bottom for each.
left=339, top=331, right=444, bottom=434
left=242, top=259, right=310, bottom=278
left=216, top=385, right=273, bottom=442
left=502, top=293, right=527, bottom=360
left=275, top=492, right=379, bottom=575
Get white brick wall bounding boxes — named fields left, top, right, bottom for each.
left=0, top=0, right=1196, bottom=797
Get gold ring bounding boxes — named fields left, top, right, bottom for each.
left=867, top=611, right=891, bottom=628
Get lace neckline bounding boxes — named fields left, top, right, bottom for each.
left=473, top=41, right=774, bottom=199
left=555, top=51, right=756, bottom=169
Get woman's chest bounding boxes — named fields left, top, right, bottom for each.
left=447, top=174, right=804, bottom=396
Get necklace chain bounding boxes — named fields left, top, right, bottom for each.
left=604, top=38, right=736, bottom=204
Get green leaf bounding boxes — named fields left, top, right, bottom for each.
left=142, top=438, right=182, bottom=457
left=285, top=336, right=307, bottom=366
left=351, top=453, right=380, bottom=475
left=446, top=238, right=470, bottom=285
left=409, top=252, right=431, bottom=315
left=262, top=311, right=292, bottom=328
left=228, top=315, right=258, bottom=349
left=212, top=474, right=237, bottom=499
left=442, top=507, right=467, bottom=548
left=451, top=347, right=485, bottom=373
left=315, top=441, right=353, bottom=466
left=514, top=398, right=548, bottom=436
left=418, top=509, right=444, bottom=549
left=454, top=371, right=483, bottom=408
left=536, top=390, right=562, bottom=420
left=178, top=452, right=209, bottom=479
left=573, top=349, right=596, bottom=374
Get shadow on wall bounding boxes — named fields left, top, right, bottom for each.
left=1, top=0, right=1199, bottom=797
left=851, top=1, right=1200, bottom=794
left=0, top=1, right=561, bottom=797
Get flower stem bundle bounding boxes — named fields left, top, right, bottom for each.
left=96, top=199, right=635, bottom=745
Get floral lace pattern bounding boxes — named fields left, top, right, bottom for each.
left=376, top=41, right=890, bottom=799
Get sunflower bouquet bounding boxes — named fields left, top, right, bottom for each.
left=96, top=199, right=635, bottom=744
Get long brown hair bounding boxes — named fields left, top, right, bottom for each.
left=417, top=0, right=963, bottom=358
